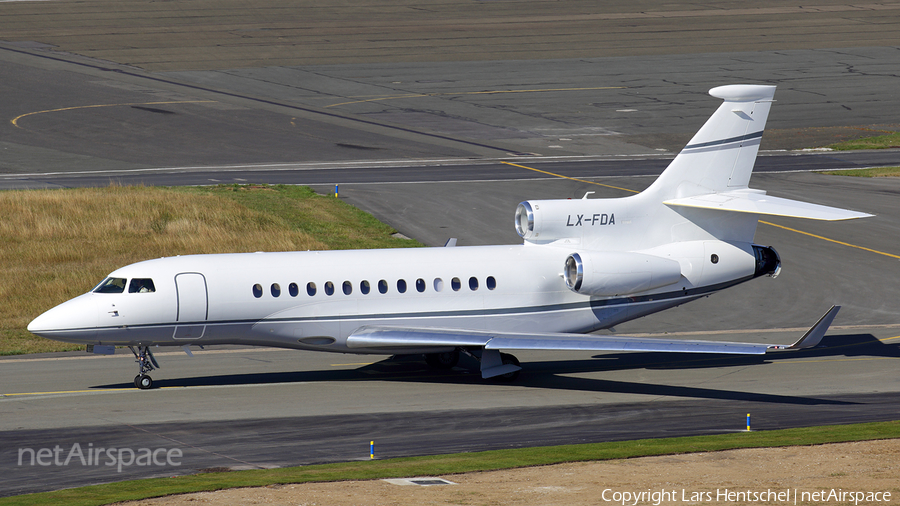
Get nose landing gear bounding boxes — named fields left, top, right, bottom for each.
left=129, top=345, right=159, bottom=389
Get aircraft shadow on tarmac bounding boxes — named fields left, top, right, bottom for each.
left=585, top=333, right=898, bottom=370
left=91, top=334, right=893, bottom=406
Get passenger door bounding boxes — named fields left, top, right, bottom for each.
left=174, top=273, right=207, bottom=339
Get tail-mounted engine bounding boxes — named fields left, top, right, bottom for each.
left=515, top=198, right=623, bottom=244
left=563, top=251, right=683, bottom=297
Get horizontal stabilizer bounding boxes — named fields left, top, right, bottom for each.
left=664, top=191, right=873, bottom=221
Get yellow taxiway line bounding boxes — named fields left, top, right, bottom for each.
left=500, top=160, right=640, bottom=193
left=759, top=221, right=900, bottom=260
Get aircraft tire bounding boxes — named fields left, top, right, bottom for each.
left=424, top=350, right=460, bottom=369
left=135, top=374, right=153, bottom=389
left=496, top=353, right=521, bottom=382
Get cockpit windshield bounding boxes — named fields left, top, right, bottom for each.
left=93, top=277, right=127, bottom=294
left=92, top=277, right=156, bottom=294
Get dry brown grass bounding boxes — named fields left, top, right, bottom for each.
left=0, top=186, right=334, bottom=354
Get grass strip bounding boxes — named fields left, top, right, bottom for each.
left=821, top=166, right=900, bottom=177
left=3, top=420, right=899, bottom=506
left=827, top=132, right=900, bottom=150
left=0, top=184, right=419, bottom=355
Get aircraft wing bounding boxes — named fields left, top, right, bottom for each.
left=347, top=306, right=840, bottom=355
left=664, top=191, right=873, bottom=220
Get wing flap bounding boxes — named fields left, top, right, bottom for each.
left=486, top=335, right=770, bottom=354
left=348, top=326, right=771, bottom=354
left=347, top=306, right=840, bottom=355
left=665, top=191, right=872, bottom=221
left=347, top=326, right=491, bottom=349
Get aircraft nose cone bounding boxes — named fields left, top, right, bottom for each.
left=27, top=294, right=98, bottom=342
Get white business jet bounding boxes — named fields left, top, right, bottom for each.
left=28, top=85, right=872, bottom=389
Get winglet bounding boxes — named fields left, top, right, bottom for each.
left=769, top=305, right=840, bottom=351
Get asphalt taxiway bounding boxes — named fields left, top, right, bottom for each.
left=2, top=0, right=900, bottom=497
left=3, top=163, right=899, bottom=496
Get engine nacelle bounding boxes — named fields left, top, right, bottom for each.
left=564, top=251, right=683, bottom=297
left=752, top=244, right=781, bottom=278
left=515, top=199, right=622, bottom=243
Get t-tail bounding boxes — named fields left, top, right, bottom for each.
left=515, top=84, right=871, bottom=251
left=514, top=84, right=871, bottom=302
left=647, top=84, right=872, bottom=240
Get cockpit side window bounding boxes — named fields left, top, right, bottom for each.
left=93, top=277, right=127, bottom=294
left=128, top=278, right=156, bottom=293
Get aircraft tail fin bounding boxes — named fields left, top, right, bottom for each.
left=646, top=85, right=871, bottom=223
left=647, top=85, right=776, bottom=200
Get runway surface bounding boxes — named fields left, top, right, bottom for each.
left=2, top=0, right=900, bottom=497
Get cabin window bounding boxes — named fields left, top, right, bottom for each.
left=94, top=277, right=127, bottom=294
left=324, top=281, right=335, bottom=296
left=342, top=281, right=352, bottom=295
left=486, top=276, right=496, bottom=290
left=469, top=277, right=479, bottom=291
left=271, top=283, right=281, bottom=297
left=128, top=278, right=156, bottom=293
left=252, top=284, right=263, bottom=298
left=360, top=280, right=371, bottom=294
left=434, top=278, right=444, bottom=292
left=451, top=277, right=461, bottom=291
left=307, top=282, right=317, bottom=296
left=416, top=278, right=426, bottom=293
left=289, top=283, right=299, bottom=297
left=378, top=279, right=388, bottom=294
left=397, top=279, right=407, bottom=293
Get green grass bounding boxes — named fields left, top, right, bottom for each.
left=821, top=166, right=900, bottom=177
left=828, top=132, right=900, bottom=150
left=0, top=185, right=419, bottom=355
left=177, top=185, right=418, bottom=251
left=3, top=421, right=898, bottom=506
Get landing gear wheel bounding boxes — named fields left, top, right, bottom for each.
left=425, top=350, right=460, bottom=369
left=134, top=374, right=153, bottom=389
left=496, top=353, right=521, bottom=382
left=129, top=345, right=159, bottom=389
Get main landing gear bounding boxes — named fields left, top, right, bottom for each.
left=129, top=345, right=159, bottom=389
left=424, top=350, right=460, bottom=369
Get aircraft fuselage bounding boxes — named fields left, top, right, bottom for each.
left=29, top=240, right=759, bottom=355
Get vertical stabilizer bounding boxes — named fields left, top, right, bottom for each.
left=648, top=85, right=776, bottom=200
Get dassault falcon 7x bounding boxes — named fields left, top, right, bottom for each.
left=29, top=85, right=872, bottom=389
